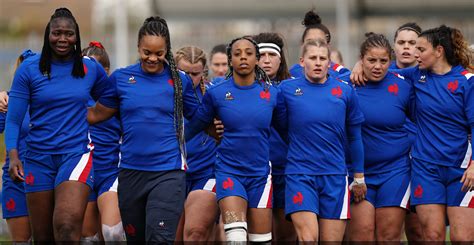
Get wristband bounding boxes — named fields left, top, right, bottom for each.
left=353, top=177, right=365, bottom=185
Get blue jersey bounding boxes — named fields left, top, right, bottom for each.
left=397, top=65, right=474, bottom=167
left=0, top=111, right=30, bottom=171
left=185, top=86, right=217, bottom=180
left=99, top=63, right=199, bottom=172
left=278, top=76, right=364, bottom=175
left=8, top=55, right=111, bottom=154
left=289, top=62, right=350, bottom=80
left=88, top=98, right=121, bottom=171
left=192, top=77, right=279, bottom=176
left=387, top=62, right=418, bottom=143
left=355, top=72, right=414, bottom=174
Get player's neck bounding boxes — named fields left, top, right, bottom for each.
left=233, top=72, right=255, bottom=86
left=431, top=59, right=452, bottom=75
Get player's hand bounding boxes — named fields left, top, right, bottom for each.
left=350, top=60, right=367, bottom=86
left=8, top=150, right=24, bottom=182
left=205, top=118, right=224, bottom=144
left=350, top=173, right=367, bottom=203
left=461, top=162, right=474, bottom=192
left=0, top=91, right=9, bottom=112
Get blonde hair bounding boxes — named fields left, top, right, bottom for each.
left=175, top=46, right=207, bottom=94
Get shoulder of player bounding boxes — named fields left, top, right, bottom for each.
left=205, top=77, right=232, bottom=94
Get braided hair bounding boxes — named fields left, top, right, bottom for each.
left=40, top=7, right=84, bottom=79
left=360, top=32, right=393, bottom=60
left=225, top=36, right=272, bottom=92
left=82, top=41, right=110, bottom=71
left=138, top=16, right=186, bottom=158
left=175, top=46, right=207, bottom=95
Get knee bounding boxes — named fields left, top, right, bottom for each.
left=423, top=229, right=445, bottom=241
left=349, top=222, right=374, bottom=241
left=376, top=228, right=401, bottom=241
left=185, top=226, right=209, bottom=241
left=295, top=227, right=317, bottom=242
left=54, top=221, right=78, bottom=240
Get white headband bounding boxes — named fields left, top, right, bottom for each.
left=258, top=43, right=281, bottom=57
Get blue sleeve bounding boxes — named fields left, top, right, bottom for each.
left=181, top=73, right=200, bottom=119
left=5, top=97, right=28, bottom=151
left=184, top=90, right=216, bottom=141
left=90, top=61, right=111, bottom=101
left=333, top=64, right=351, bottom=79
left=97, top=71, right=119, bottom=109
left=9, top=61, right=31, bottom=100
left=348, top=123, right=364, bottom=173
left=346, top=86, right=365, bottom=125
left=389, top=66, right=418, bottom=85
left=464, top=77, right=474, bottom=125
left=0, top=112, right=6, bottom=133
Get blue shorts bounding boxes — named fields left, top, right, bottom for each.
left=354, top=168, right=411, bottom=209
left=411, top=158, right=474, bottom=207
left=186, top=174, right=216, bottom=194
left=24, top=149, right=94, bottom=193
left=272, top=174, right=286, bottom=209
left=285, top=174, right=350, bottom=220
left=2, top=171, right=28, bottom=219
left=88, top=167, right=119, bottom=202
left=215, top=172, right=272, bottom=209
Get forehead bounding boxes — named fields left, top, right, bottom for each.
left=211, top=52, right=227, bottom=62
left=364, top=47, right=390, bottom=57
left=178, top=59, right=204, bottom=71
left=139, top=35, right=167, bottom=49
left=305, top=45, right=329, bottom=57
left=50, top=17, right=76, bottom=30
left=232, top=39, right=255, bottom=51
left=416, top=36, right=430, bottom=47
left=396, top=30, right=418, bottom=40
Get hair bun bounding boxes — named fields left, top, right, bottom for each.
left=302, top=10, right=322, bottom=27
left=365, top=32, right=377, bottom=38
left=54, top=7, right=72, bottom=14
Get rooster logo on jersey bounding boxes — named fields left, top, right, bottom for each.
left=225, top=91, right=234, bottom=100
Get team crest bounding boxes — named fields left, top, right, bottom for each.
left=294, top=87, right=303, bottom=96
left=225, top=91, right=234, bottom=100
left=128, top=76, right=136, bottom=84
left=418, top=75, right=426, bottom=83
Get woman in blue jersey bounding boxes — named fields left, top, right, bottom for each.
left=289, top=9, right=350, bottom=80
left=87, top=16, right=201, bottom=242
left=253, top=32, right=295, bottom=242
left=81, top=41, right=124, bottom=242
left=392, top=22, right=425, bottom=242
left=5, top=8, right=112, bottom=242
left=346, top=33, right=413, bottom=242
left=209, top=44, right=229, bottom=83
left=174, top=46, right=218, bottom=242
left=0, top=50, right=35, bottom=242
left=278, top=39, right=366, bottom=242
left=352, top=25, right=474, bottom=242
left=185, top=36, right=280, bottom=243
